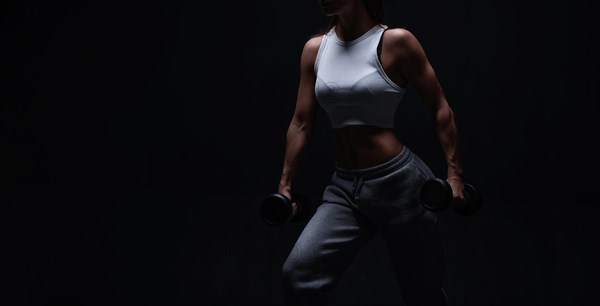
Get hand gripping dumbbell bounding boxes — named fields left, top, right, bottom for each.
left=260, top=192, right=314, bottom=226
left=419, top=178, right=482, bottom=216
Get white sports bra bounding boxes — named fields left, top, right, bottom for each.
left=314, top=24, right=406, bottom=129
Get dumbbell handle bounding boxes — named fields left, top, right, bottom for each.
left=260, top=192, right=313, bottom=226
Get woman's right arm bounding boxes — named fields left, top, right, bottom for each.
left=278, top=36, right=322, bottom=200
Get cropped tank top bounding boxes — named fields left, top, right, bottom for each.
left=314, top=24, right=406, bottom=129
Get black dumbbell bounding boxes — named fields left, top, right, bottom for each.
left=419, top=178, right=482, bottom=216
left=260, top=192, right=314, bottom=226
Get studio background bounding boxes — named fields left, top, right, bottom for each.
left=1, top=0, right=599, bottom=305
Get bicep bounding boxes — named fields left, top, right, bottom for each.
left=397, top=31, right=446, bottom=112
left=292, top=39, right=321, bottom=127
left=293, top=74, right=318, bottom=126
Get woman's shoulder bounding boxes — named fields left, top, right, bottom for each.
left=381, top=26, right=426, bottom=55
left=382, top=26, right=418, bottom=44
left=301, top=33, right=325, bottom=54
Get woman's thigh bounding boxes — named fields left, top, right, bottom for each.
left=282, top=202, right=377, bottom=290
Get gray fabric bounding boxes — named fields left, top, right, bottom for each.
left=282, top=146, right=450, bottom=306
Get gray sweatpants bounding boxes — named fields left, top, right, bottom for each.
left=281, top=146, right=449, bottom=306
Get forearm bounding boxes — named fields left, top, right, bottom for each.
left=279, top=120, right=314, bottom=192
left=433, top=103, right=463, bottom=179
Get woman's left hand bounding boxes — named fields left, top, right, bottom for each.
left=446, top=176, right=466, bottom=209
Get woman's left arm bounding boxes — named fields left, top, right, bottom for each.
left=389, top=28, right=465, bottom=202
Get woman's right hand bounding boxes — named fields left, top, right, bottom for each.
left=278, top=185, right=298, bottom=216
left=278, top=182, right=293, bottom=200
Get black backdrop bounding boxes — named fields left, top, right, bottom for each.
left=2, top=1, right=599, bottom=305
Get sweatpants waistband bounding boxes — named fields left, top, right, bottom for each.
left=335, top=145, right=412, bottom=180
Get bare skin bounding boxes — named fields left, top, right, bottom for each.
left=279, top=0, right=465, bottom=212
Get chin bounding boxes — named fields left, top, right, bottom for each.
left=320, top=1, right=335, bottom=14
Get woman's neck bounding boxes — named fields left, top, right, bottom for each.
left=335, top=21, right=377, bottom=41
left=335, top=9, right=376, bottom=41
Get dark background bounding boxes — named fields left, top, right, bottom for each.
left=1, top=0, right=599, bottom=305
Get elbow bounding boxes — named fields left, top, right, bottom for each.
left=432, top=102, right=454, bottom=128
left=293, top=121, right=315, bottom=135
left=291, top=114, right=316, bottom=133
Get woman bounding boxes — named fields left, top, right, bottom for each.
left=278, top=0, right=464, bottom=305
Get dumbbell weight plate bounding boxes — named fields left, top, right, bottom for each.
left=419, top=178, right=453, bottom=212
left=289, top=192, right=313, bottom=223
left=453, top=183, right=482, bottom=216
left=260, top=193, right=293, bottom=226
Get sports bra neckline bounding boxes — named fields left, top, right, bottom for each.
left=331, top=24, right=385, bottom=46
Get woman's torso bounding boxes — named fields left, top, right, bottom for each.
left=333, top=125, right=404, bottom=169
left=315, top=25, right=408, bottom=169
